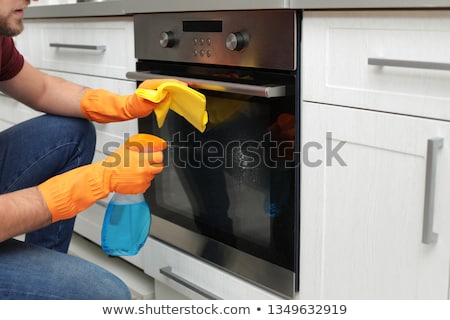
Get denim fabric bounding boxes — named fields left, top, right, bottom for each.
left=0, top=239, right=131, bottom=300
left=0, top=115, right=131, bottom=299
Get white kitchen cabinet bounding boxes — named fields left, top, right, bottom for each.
left=300, top=11, right=450, bottom=299
left=300, top=102, right=450, bottom=299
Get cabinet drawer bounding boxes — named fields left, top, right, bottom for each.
left=17, top=17, right=135, bottom=79
left=143, top=238, right=280, bottom=299
left=303, top=11, right=450, bottom=120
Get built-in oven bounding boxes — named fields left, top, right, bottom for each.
left=127, top=10, right=300, bottom=298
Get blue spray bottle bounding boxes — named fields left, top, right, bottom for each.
left=101, top=134, right=166, bottom=256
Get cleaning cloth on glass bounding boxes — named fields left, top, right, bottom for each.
left=135, top=82, right=208, bottom=132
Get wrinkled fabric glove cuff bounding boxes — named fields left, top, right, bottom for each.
left=38, top=163, right=109, bottom=222
left=80, top=89, right=133, bottom=123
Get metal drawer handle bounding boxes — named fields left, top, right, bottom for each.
left=159, top=266, right=222, bottom=300
left=422, top=137, right=444, bottom=245
left=49, top=43, right=106, bottom=51
left=368, top=58, right=450, bottom=72
left=126, top=71, right=286, bottom=98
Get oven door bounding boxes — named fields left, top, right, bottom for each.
left=127, top=63, right=299, bottom=298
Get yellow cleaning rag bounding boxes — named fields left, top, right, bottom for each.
left=135, top=82, right=208, bottom=132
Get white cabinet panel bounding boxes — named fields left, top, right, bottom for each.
left=303, top=11, right=450, bottom=120
left=0, top=94, right=19, bottom=127
left=300, top=102, right=450, bottom=299
left=15, top=17, right=135, bottom=80
left=0, top=94, right=43, bottom=127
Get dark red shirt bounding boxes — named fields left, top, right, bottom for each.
left=0, top=36, right=25, bottom=81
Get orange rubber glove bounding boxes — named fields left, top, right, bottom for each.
left=38, top=134, right=166, bottom=222
left=80, top=79, right=186, bottom=123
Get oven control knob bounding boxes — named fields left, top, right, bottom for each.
left=226, top=32, right=248, bottom=51
left=160, top=31, right=175, bottom=48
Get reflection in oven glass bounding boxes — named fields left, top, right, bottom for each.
left=148, top=93, right=296, bottom=271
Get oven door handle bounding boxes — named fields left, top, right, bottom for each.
left=126, top=71, right=286, bottom=98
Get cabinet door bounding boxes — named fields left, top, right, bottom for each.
left=303, top=11, right=450, bottom=121
left=300, top=102, right=450, bottom=299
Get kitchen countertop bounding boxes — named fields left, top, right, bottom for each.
left=25, top=0, right=450, bottom=19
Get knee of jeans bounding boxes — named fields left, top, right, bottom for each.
left=73, top=118, right=96, bottom=146
left=81, top=120, right=96, bottom=160
left=65, top=118, right=97, bottom=166
left=106, top=278, right=132, bottom=300
left=93, top=272, right=132, bottom=300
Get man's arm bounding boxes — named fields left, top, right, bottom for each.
left=0, top=61, right=88, bottom=118
left=0, top=187, right=52, bottom=242
left=0, top=62, right=84, bottom=242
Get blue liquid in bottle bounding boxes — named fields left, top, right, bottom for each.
left=101, top=193, right=151, bottom=256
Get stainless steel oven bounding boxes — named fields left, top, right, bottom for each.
left=127, top=10, right=300, bottom=298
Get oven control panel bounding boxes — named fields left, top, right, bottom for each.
left=134, top=10, right=297, bottom=71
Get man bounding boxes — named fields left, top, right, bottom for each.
left=0, top=0, right=170, bottom=299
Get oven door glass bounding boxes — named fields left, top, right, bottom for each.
left=140, top=85, right=297, bottom=268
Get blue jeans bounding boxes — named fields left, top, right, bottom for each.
left=0, top=115, right=131, bottom=299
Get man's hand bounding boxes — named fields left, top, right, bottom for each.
left=38, top=134, right=166, bottom=222
left=80, top=79, right=186, bottom=123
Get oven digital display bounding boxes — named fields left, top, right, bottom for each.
left=183, top=20, right=222, bottom=33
